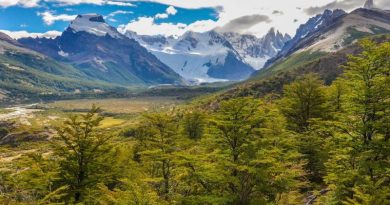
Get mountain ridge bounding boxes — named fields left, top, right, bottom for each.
left=126, top=28, right=290, bottom=83
left=264, top=8, right=390, bottom=68
left=18, top=14, right=184, bottom=86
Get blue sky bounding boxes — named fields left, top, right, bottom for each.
left=0, top=2, right=217, bottom=33
left=1, top=0, right=389, bottom=38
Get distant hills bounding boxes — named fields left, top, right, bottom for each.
left=19, top=14, right=184, bottom=86
left=0, top=6, right=389, bottom=102
left=217, top=7, right=390, bottom=100
left=0, top=31, right=123, bottom=103
left=127, top=28, right=290, bottom=82
left=263, top=8, right=390, bottom=69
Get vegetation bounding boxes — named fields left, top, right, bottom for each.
left=0, top=39, right=388, bottom=204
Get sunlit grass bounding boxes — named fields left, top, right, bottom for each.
left=46, top=97, right=183, bottom=114
left=99, top=117, right=126, bottom=128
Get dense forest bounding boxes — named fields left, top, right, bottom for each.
left=0, top=39, right=389, bottom=204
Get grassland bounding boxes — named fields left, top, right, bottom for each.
left=0, top=108, right=11, bottom=114
left=251, top=50, right=326, bottom=81
left=46, top=97, right=184, bottom=114
left=0, top=96, right=188, bottom=166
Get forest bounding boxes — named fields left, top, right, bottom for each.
left=0, top=39, right=388, bottom=204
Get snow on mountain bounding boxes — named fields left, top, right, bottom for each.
left=222, top=28, right=291, bottom=69
left=303, top=8, right=390, bottom=52
left=264, top=9, right=347, bottom=67
left=18, top=14, right=183, bottom=85
left=125, top=29, right=291, bottom=83
left=126, top=30, right=255, bottom=83
left=69, top=14, right=122, bottom=38
left=265, top=7, right=390, bottom=68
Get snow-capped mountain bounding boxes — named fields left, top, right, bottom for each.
left=266, top=9, right=346, bottom=66
left=126, top=29, right=290, bottom=83
left=222, top=28, right=291, bottom=69
left=126, top=30, right=255, bottom=83
left=19, top=14, right=183, bottom=85
left=69, top=14, right=122, bottom=38
left=265, top=7, right=390, bottom=68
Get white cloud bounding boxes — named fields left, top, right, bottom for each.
left=106, top=10, right=133, bottom=18
left=105, top=10, right=133, bottom=22
left=44, top=0, right=104, bottom=5
left=118, top=17, right=186, bottom=36
left=166, top=6, right=177, bottom=15
left=0, top=30, right=62, bottom=39
left=155, top=5, right=177, bottom=19
left=155, top=13, right=168, bottom=19
left=105, top=1, right=135, bottom=6
left=118, top=17, right=218, bottom=36
left=3, top=0, right=390, bottom=37
left=127, top=0, right=390, bottom=36
left=44, top=0, right=134, bottom=6
left=0, top=0, right=40, bottom=8
left=38, top=11, right=77, bottom=25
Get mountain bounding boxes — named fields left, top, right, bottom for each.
left=265, top=8, right=390, bottom=68
left=126, top=30, right=256, bottom=83
left=216, top=33, right=389, bottom=103
left=0, top=31, right=121, bottom=102
left=126, top=28, right=290, bottom=83
left=222, top=28, right=291, bottom=69
left=19, top=14, right=183, bottom=86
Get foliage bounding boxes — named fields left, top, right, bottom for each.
left=0, top=38, right=389, bottom=205
left=323, top=39, right=390, bottom=204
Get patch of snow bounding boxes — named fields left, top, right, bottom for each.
left=243, top=56, right=269, bottom=70
left=129, top=31, right=232, bottom=82
left=93, top=57, right=108, bottom=72
left=70, top=14, right=122, bottom=38
left=314, top=20, right=324, bottom=29
left=302, top=13, right=390, bottom=52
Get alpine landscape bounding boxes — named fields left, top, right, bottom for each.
left=0, top=0, right=389, bottom=204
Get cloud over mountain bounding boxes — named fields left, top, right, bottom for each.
left=217, top=15, right=271, bottom=33
left=38, top=11, right=77, bottom=25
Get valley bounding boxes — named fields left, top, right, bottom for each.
left=0, top=0, right=389, bottom=204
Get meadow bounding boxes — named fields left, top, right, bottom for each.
left=46, top=97, right=184, bottom=114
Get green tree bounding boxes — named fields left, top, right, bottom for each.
left=324, top=39, right=390, bottom=204
left=53, top=106, right=114, bottom=203
left=210, top=98, right=305, bottom=204
left=135, top=112, right=181, bottom=200
left=279, top=73, right=329, bottom=132
left=279, top=74, right=331, bottom=185
left=182, top=110, right=206, bottom=140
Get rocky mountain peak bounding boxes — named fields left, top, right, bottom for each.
left=68, top=13, right=122, bottom=38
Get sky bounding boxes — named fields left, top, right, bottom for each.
left=0, top=0, right=389, bottom=39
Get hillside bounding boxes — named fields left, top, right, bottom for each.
left=0, top=32, right=123, bottom=103
left=19, top=14, right=184, bottom=86
left=126, top=28, right=290, bottom=83
left=215, top=34, right=389, bottom=100
left=265, top=8, right=390, bottom=68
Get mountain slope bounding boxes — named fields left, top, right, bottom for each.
left=0, top=32, right=120, bottom=102
left=19, top=14, right=183, bottom=86
left=265, top=8, right=390, bottom=68
left=127, top=28, right=290, bottom=83
left=127, top=30, right=256, bottom=83
left=216, top=34, right=389, bottom=102
left=222, top=28, right=291, bottom=69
